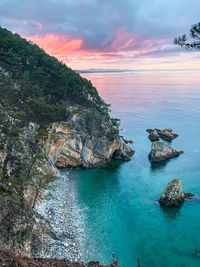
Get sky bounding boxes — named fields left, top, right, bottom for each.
left=0, top=0, right=200, bottom=70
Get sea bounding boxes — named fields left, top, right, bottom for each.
left=38, top=70, right=200, bottom=267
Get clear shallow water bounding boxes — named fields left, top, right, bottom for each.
left=41, top=70, right=200, bottom=267
left=70, top=71, right=200, bottom=267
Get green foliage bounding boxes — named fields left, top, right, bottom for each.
left=34, top=126, right=48, bottom=143
left=174, top=22, right=200, bottom=50
left=7, top=126, right=23, bottom=137
left=0, top=26, right=116, bottom=127
left=107, top=127, right=120, bottom=140
left=14, top=111, right=26, bottom=120
left=50, top=129, right=60, bottom=144
left=30, top=153, right=55, bottom=209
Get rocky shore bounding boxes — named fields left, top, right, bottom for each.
left=0, top=247, right=121, bottom=267
left=37, top=171, right=85, bottom=261
left=0, top=102, right=134, bottom=263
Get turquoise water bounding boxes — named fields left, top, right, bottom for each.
left=67, top=71, right=200, bottom=267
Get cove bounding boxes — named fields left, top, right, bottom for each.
left=43, top=70, right=200, bottom=267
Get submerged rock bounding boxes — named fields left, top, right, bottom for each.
left=184, top=193, right=196, bottom=199
left=146, top=128, right=179, bottom=142
left=120, top=136, right=134, bottom=144
left=193, top=248, right=200, bottom=257
left=158, top=179, right=195, bottom=206
left=148, top=141, right=183, bottom=162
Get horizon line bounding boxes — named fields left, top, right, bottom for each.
left=76, top=68, right=200, bottom=74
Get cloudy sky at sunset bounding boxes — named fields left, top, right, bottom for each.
left=1, top=0, right=200, bottom=70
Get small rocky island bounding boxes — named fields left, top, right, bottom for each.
left=158, top=179, right=195, bottom=206
left=146, top=128, right=178, bottom=142
left=149, top=141, right=183, bottom=162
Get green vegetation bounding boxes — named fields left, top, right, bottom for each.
left=0, top=26, right=116, bottom=128
left=174, top=22, right=200, bottom=50
left=0, top=26, right=121, bottom=250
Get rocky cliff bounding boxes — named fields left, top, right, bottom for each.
left=0, top=101, right=134, bottom=258
left=45, top=108, right=134, bottom=168
left=0, top=27, right=135, bottom=264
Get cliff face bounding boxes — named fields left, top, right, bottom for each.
left=45, top=111, right=134, bottom=168
left=0, top=27, right=134, bottom=264
left=0, top=91, right=134, bottom=261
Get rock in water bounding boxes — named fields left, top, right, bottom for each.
left=158, top=179, right=185, bottom=206
left=158, top=179, right=195, bottom=206
left=146, top=128, right=153, bottom=133
left=159, top=128, right=179, bottom=141
left=146, top=128, right=179, bottom=141
left=148, top=129, right=160, bottom=141
left=148, top=141, right=183, bottom=162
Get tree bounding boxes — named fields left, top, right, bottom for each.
left=174, top=22, right=200, bottom=50
left=30, top=153, right=55, bottom=209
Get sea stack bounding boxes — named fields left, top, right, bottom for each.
left=159, top=179, right=195, bottom=206
left=158, top=179, right=185, bottom=206
left=148, top=141, right=183, bottom=162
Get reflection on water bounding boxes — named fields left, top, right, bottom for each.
left=150, top=160, right=170, bottom=171
left=67, top=71, right=200, bottom=267
left=160, top=205, right=182, bottom=220
left=102, top=160, right=126, bottom=170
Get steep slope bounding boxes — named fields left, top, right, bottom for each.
left=0, top=26, right=134, bottom=261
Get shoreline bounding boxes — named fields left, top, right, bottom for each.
left=37, top=170, right=85, bottom=261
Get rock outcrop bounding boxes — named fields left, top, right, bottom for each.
left=158, top=179, right=185, bottom=206
left=158, top=179, right=195, bottom=206
left=0, top=103, right=134, bottom=259
left=148, top=141, right=183, bottom=162
left=45, top=111, right=135, bottom=168
left=146, top=128, right=179, bottom=142
left=148, top=130, right=160, bottom=141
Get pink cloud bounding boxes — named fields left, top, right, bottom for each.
left=23, top=31, right=193, bottom=70
left=25, top=34, right=83, bottom=56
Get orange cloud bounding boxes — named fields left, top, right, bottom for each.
left=23, top=32, right=200, bottom=71
left=25, top=34, right=83, bottom=56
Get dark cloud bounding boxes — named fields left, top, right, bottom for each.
left=1, top=0, right=200, bottom=55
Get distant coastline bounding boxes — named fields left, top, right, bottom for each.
left=76, top=68, right=133, bottom=74
left=76, top=68, right=200, bottom=74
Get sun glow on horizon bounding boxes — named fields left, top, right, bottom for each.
left=23, top=32, right=200, bottom=71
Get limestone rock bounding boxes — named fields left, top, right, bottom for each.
left=146, top=128, right=179, bottom=142
left=159, top=179, right=195, bottom=206
left=149, top=130, right=160, bottom=141
left=158, top=179, right=185, bottom=206
left=148, top=141, right=183, bottom=162
left=45, top=122, right=135, bottom=168
left=159, top=128, right=179, bottom=141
